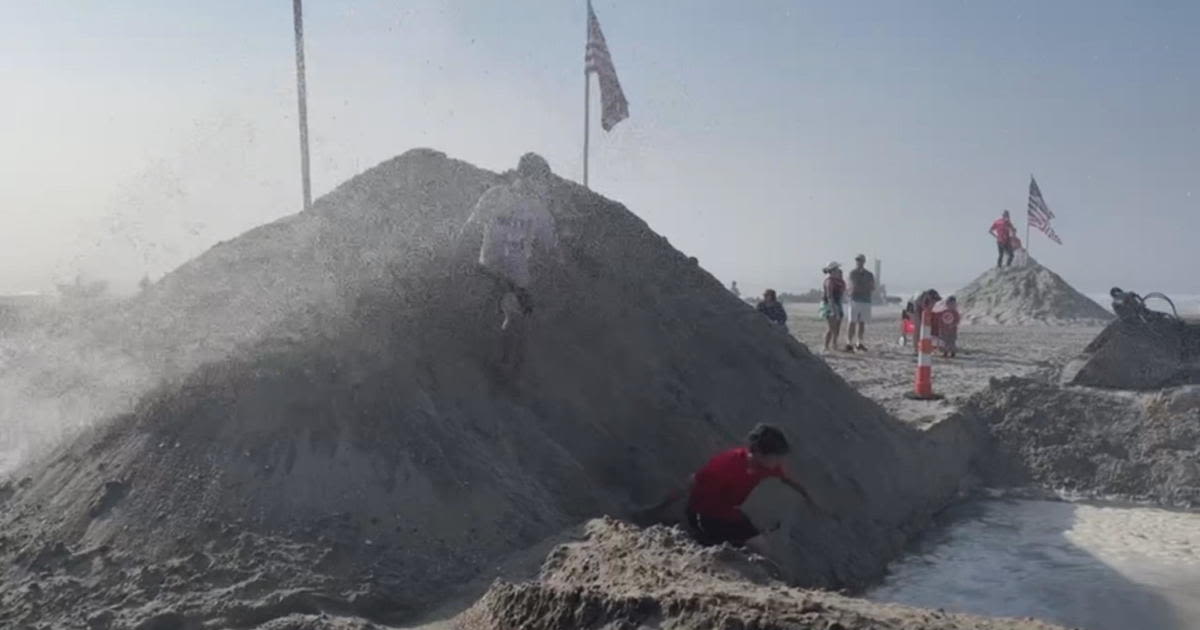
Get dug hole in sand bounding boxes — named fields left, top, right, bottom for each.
left=0, top=150, right=995, bottom=629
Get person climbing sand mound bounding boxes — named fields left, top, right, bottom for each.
left=461, top=153, right=563, bottom=373
left=638, top=424, right=826, bottom=558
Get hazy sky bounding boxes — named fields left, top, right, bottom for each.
left=2, top=1, right=1197, bottom=295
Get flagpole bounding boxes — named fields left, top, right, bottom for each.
left=293, top=0, right=313, bottom=210
left=1026, top=215, right=1031, bottom=256
left=583, top=2, right=591, bottom=190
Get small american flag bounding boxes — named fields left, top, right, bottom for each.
left=1027, top=176, right=1063, bottom=244
left=586, top=2, right=629, bottom=131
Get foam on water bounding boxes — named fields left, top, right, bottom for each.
left=868, top=499, right=1200, bottom=629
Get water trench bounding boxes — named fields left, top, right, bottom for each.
left=866, top=498, right=1200, bottom=630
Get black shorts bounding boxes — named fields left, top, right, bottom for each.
left=686, top=509, right=760, bottom=547
left=997, top=241, right=1014, bottom=255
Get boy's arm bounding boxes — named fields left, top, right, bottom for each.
left=779, top=469, right=834, bottom=518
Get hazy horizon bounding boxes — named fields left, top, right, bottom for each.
left=3, top=1, right=1197, bottom=297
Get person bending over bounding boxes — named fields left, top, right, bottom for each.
left=644, top=424, right=824, bottom=556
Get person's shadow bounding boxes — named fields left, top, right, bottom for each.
left=866, top=498, right=1193, bottom=630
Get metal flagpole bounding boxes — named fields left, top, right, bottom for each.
left=1026, top=215, right=1031, bottom=257
left=583, top=2, right=591, bottom=189
left=293, top=0, right=313, bottom=210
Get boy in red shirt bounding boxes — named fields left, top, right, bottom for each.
left=643, top=424, right=823, bottom=555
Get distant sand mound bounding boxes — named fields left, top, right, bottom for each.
left=0, top=149, right=968, bottom=628
left=956, top=260, right=1112, bottom=326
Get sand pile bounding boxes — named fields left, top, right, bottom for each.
left=0, top=150, right=971, bottom=628
left=1066, top=318, right=1200, bottom=390
left=955, top=260, right=1112, bottom=326
left=967, top=377, right=1200, bottom=507
left=458, top=518, right=1066, bottom=630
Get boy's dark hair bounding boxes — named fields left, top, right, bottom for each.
left=747, top=423, right=790, bottom=456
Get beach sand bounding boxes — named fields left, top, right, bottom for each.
left=783, top=303, right=1103, bottom=426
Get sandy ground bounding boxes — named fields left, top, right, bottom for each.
left=783, top=304, right=1103, bottom=426
left=456, top=518, right=1068, bottom=630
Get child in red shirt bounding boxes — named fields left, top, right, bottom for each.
left=643, top=424, right=823, bottom=555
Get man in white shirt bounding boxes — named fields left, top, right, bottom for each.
left=462, top=153, right=563, bottom=371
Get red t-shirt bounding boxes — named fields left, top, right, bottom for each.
left=687, top=447, right=783, bottom=520
left=991, top=218, right=1015, bottom=244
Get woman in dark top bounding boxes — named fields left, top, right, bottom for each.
left=821, top=262, right=848, bottom=352
left=757, top=289, right=788, bottom=329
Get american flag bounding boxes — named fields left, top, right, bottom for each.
left=1027, top=176, right=1063, bottom=244
left=586, top=3, right=629, bottom=131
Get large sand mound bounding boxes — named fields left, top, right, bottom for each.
left=0, top=150, right=969, bottom=627
left=459, top=518, right=1066, bottom=630
left=956, top=261, right=1112, bottom=326
left=1065, top=318, right=1200, bottom=390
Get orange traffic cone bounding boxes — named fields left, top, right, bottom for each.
left=905, top=309, right=944, bottom=400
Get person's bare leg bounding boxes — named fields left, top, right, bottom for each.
left=824, top=321, right=834, bottom=350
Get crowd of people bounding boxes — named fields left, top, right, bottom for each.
left=744, top=210, right=1044, bottom=357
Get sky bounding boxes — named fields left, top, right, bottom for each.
left=1, top=1, right=1197, bottom=296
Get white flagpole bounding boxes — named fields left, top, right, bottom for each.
left=293, top=0, right=313, bottom=210
left=583, top=2, right=591, bottom=189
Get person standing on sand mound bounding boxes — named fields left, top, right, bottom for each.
left=640, top=424, right=826, bottom=557
left=988, top=209, right=1018, bottom=268
left=461, top=153, right=564, bottom=372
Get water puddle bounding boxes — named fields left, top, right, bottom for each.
left=868, top=499, right=1200, bottom=629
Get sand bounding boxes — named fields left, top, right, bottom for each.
left=784, top=305, right=1102, bottom=426
left=458, top=518, right=1067, bottom=630
left=0, top=148, right=1184, bottom=630
left=0, top=150, right=980, bottom=628
left=967, top=378, right=1200, bottom=507
left=1066, top=317, right=1200, bottom=390
left=955, top=260, right=1113, bottom=326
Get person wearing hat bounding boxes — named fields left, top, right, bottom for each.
left=846, top=254, right=876, bottom=351
left=820, top=262, right=848, bottom=352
